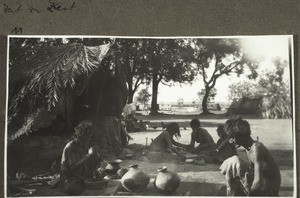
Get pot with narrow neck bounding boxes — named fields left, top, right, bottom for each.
left=120, top=164, right=150, bottom=192
left=154, top=166, right=180, bottom=194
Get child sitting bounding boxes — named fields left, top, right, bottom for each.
left=215, top=124, right=236, bottom=162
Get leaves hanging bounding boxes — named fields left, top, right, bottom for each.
left=9, top=42, right=112, bottom=123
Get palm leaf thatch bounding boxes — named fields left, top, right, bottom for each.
left=8, top=42, right=113, bottom=141
left=262, top=95, right=292, bottom=119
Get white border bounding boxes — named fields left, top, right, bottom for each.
left=5, top=35, right=297, bottom=198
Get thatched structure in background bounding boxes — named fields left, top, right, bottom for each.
left=7, top=39, right=128, bottom=172
left=227, top=96, right=292, bottom=119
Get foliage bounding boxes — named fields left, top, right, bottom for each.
left=8, top=38, right=114, bottom=139
left=227, top=58, right=291, bottom=118
left=197, top=87, right=217, bottom=103
left=116, top=39, right=151, bottom=103
left=146, top=39, right=197, bottom=114
left=190, top=38, right=258, bottom=114
left=135, top=88, right=151, bottom=110
left=258, top=58, right=291, bottom=118
left=228, top=81, right=258, bottom=101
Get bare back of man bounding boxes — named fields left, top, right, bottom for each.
left=246, top=141, right=281, bottom=196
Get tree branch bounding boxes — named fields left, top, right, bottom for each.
left=220, top=61, right=242, bottom=75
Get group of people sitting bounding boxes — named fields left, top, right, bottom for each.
left=148, top=118, right=236, bottom=163
left=60, top=117, right=281, bottom=196
left=148, top=117, right=281, bottom=196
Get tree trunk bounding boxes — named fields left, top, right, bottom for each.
left=201, top=86, right=211, bottom=114
left=127, top=85, right=134, bottom=104
left=150, top=75, right=159, bottom=115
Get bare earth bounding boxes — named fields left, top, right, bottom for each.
left=11, top=118, right=294, bottom=197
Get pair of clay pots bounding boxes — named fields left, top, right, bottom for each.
left=121, top=165, right=180, bottom=194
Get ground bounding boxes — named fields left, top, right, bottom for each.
left=7, top=114, right=295, bottom=197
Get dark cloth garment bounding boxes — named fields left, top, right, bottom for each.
left=149, top=130, right=173, bottom=152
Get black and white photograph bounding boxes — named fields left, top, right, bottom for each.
left=5, top=35, right=296, bottom=197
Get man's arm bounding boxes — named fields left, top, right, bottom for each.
left=249, top=146, right=265, bottom=195
left=165, top=135, right=185, bottom=160
left=172, top=139, right=190, bottom=149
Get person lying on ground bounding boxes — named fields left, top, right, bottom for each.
left=215, top=124, right=237, bottom=162
left=220, top=118, right=281, bottom=196
left=149, top=122, right=185, bottom=160
left=173, top=118, right=216, bottom=154
left=60, top=120, right=102, bottom=195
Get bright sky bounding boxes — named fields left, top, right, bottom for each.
left=135, top=36, right=292, bottom=104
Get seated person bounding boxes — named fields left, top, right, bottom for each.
left=173, top=118, right=216, bottom=154
left=220, top=118, right=281, bottom=196
left=215, top=124, right=236, bottom=162
left=60, top=120, right=102, bottom=195
left=149, top=122, right=185, bottom=160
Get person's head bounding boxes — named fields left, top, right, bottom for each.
left=224, top=118, right=251, bottom=148
left=73, top=120, right=94, bottom=145
left=190, top=118, right=200, bottom=129
left=217, top=124, right=226, bottom=139
left=166, top=122, right=181, bottom=138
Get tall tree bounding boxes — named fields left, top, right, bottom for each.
left=192, top=38, right=258, bottom=114
left=118, top=39, right=150, bottom=103
left=146, top=39, right=196, bottom=115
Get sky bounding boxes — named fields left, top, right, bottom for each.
left=137, top=35, right=292, bottom=104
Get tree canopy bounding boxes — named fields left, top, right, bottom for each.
left=146, top=39, right=196, bottom=114
left=227, top=58, right=291, bottom=118
left=191, top=38, right=258, bottom=114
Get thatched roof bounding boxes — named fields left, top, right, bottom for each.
left=8, top=42, right=113, bottom=142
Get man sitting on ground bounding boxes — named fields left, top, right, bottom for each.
left=220, top=118, right=281, bottom=196
left=60, top=120, right=102, bottom=195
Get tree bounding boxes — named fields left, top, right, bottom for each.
left=258, top=58, right=291, bottom=118
left=117, top=39, right=150, bottom=103
left=135, top=88, right=151, bottom=112
left=227, top=58, right=291, bottom=118
left=177, top=98, right=184, bottom=108
left=228, top=81, right=258, bottom=101
left=192, top=38, right=258, bottom=114
left=146, top=39, right=196, bottom=115
left=197, top=87, right=217, bottom=104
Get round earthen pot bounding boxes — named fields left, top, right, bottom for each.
left=154, top=166, right=180, bottom=194
left=121, top=164, right=150, bottom=192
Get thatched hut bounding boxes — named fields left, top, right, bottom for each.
left=7, top=39, right=128, bottom=174
left=227, top=96, right=292, bottom=119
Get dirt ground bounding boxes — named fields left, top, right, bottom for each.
left=124, top=118, right=295, bottom=197
left=7, top=118, right=295, bottom=197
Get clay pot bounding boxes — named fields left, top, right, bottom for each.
left=121, top=164, right=150, bottom=192
left=154, top=166, right=180, bottom=194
